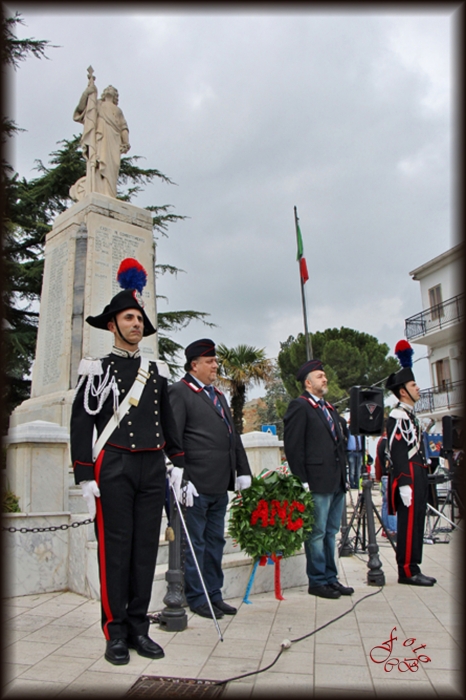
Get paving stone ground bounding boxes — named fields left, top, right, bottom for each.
left=2, top=516, right=463, bottom=698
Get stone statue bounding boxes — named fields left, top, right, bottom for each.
left=70, top=67, right=130, bottom=201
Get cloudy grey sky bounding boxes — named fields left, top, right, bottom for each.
left=6, top=4, right=459, bottom=393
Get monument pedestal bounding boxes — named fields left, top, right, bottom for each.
left=5, top=195, right=159, bottom=598
left=240, top=430, right=284, bottom=475
left=5, top=421, right=70, bottom=513
left=10, top=192, right=158, bottom=431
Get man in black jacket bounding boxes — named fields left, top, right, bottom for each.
left=283, top=359, right=353, bottom=599
left=169, top=339, right=252, bottom=619
left=70, top=285, right=185, bottom=665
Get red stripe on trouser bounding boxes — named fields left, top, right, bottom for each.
left=94, top=450, right=113, bottom=640
left=403, top=461, right=415, bottom=578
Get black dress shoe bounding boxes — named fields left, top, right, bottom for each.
left=105, top=638, right=129, bottom=665
left=190, top=602, right=224, bottom=619
left=328, top=581, right=354, bottom=596
left=128, top=634, right=164, bottom=659
left=212, top=599, right=237, bottom=615
left=422, top=574, right=437, bottom=584
left=308, top=584, right=341, bottom=599
left=398, top=573, right=435, bottom=587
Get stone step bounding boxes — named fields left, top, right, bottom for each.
left=149, top=547, right=308, bottom=612
left=82, top=538, right=307, bottom=610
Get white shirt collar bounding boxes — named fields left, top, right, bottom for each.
left=189, top=374, right=215, bottom=392
left=111, top=345, right=141, bottom=359
left=398, top=400, right=415, bottom=413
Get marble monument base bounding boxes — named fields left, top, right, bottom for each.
left=241, top=430, right=284, bottom=475
left=5, top=420, right=71, bottom=513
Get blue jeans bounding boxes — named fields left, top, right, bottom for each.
left=305, top=489, right=345, bottom=588
left=381, top=476, right=397, bottom=533
left=183, top=492, right=229, bottom=608
left=347, top=452, right=363, bottom=488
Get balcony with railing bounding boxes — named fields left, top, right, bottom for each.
left=405, top=293, right=464, bottom=342
left=414, top=380, right=464, bottom=415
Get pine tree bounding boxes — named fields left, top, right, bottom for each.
left=278, top=329, right=399, bottom=408
left=1, top=11, right=54, bottom=432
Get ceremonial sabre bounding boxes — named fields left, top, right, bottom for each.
left=169, top=482, right=224, bottom=642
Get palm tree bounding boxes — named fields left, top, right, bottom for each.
left=216, top=344, right=274, bottom=434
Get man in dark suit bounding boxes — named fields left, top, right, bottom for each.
left=169, top=339, right=252, bottom=619
left=283, top=359, right=353, bottom=599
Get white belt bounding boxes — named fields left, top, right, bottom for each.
left=92, top=357, right=150, bottom=462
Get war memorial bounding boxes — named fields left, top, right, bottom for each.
left=3, top=67, right=288, bottom=604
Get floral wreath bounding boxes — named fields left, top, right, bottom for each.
left=228, top=466, right=314, bottom=601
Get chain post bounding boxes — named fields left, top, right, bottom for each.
left=158, top=486, right=188, bottom=632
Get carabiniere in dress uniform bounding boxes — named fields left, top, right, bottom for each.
left=385, top=340, right=437, bottom=587
left=70, top=258, right=185, bottom=665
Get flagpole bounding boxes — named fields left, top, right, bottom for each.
left=294, top=206, right=313, bottom=360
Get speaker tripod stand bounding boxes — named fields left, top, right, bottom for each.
left=341, top=476, right=397, bottom=555
left=424, top=455, right=463, bottom=544
left=338, top=437, right=388, bottom=586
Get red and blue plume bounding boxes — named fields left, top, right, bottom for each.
left=117, top=258, right=147, bottom=294
left=394, top=339, right=414, bottom=368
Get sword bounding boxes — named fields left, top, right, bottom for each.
left=426, top=502, right=462, bottom=531
left=169, top=482, right=224, bottom=642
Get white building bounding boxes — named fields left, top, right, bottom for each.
left=405, top=244, right=463, bottom=431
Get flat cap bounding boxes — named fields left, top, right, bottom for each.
left=185, top=338, right=216, bottom=362
left=296, top=359, right=324, bottom=382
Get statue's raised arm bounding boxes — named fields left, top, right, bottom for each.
left=70, top=67, right=130, bottom=201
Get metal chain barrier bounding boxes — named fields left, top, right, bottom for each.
left=3, top=518, right=93, bottom=533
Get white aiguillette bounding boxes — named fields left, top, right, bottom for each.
left=92, top=357, right=150, bottom=461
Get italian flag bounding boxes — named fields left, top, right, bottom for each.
left=296, top=222, right=309, bottom=284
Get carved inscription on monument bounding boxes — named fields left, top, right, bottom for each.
left=42, top=240, right=69, bottom=386
left=94, top=224, right=147, bottom=295
left=88, top=221, right=155, bottom=359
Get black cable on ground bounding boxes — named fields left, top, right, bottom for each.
left=214, top=586, right=384, bottom=686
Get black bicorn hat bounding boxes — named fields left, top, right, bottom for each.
left=185, top=338, right=216, bottom=362
left=296, top=358, right=324, bottom=382
left=85, top=259, right=156, bottom=337
left=385, top=340, right=416, bottom=392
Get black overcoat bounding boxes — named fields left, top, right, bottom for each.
left=283, top=391, right=347, bottom=494
left=168, top=374, right=251, bottom=494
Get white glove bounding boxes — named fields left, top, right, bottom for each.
left=181, top=481, right=199, bottom=507
left=81, top=480, right=101, bottom=519
left=399, top=485, right=412, bottom=508
left=167, top=466, right=184, bottom=501
left=235, top=475, right=252, bottom=491
left=302, top=482, right=310, bottom=492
